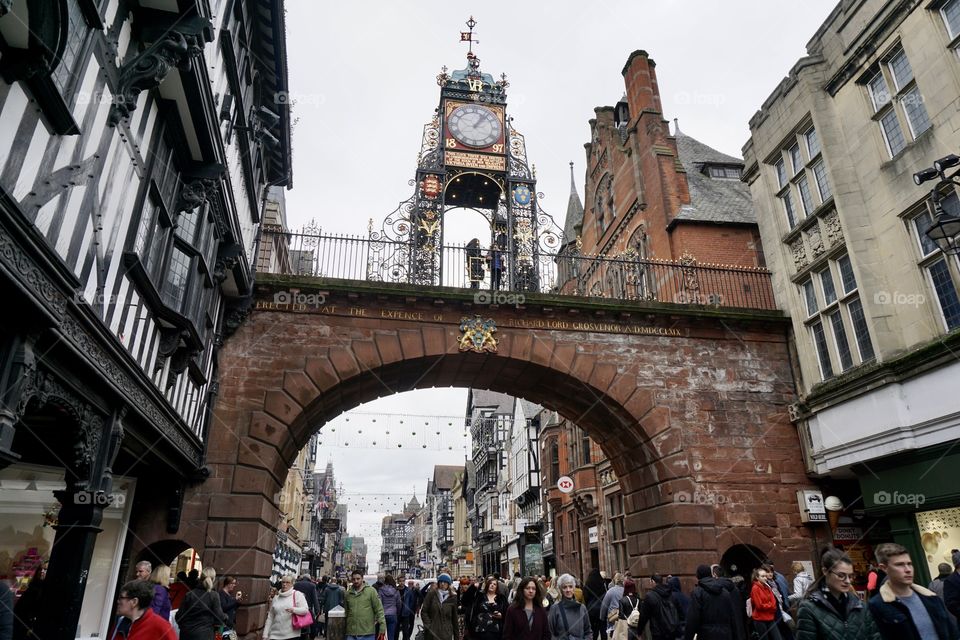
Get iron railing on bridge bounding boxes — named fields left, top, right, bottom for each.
left=255, top=227, right=777, bottom=310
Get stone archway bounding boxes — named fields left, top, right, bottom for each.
left=173, top=278, right=812, bottom=636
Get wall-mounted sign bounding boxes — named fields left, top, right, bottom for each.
left=557, top=476, right=574, bottom=493
left=588, top=526, right=599, bottom=544
left=797, top=490, right=827, bottom=523
left=320, top=518, right=341, bottom=533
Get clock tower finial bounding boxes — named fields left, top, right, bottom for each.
left=460, top=16, right=478, bottom=55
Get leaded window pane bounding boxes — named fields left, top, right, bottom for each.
left=805, top=128, right=820, bottom=158
left=869, top=73, right=891, bottom=111
left=929, top=258, right=960, bottom=330
left=797, top=175, right=815, bottom=215
left=164, top=248, right=192, bottom=312
left=914, top=211, right=939, bottom=257
left=781, top=192, right=797, bottom=228
left=803, top=280, right=818, bottom=316
left=902, top=86, right=931, bottom=137
left=775, top=159, right=787, bottom=188
left=789, top=144, right=802, bottom=175
left=888, top=48, right=914, bottom=91
left=943, top=0, right=960, bottom=38
left=880, top=109, right=906, bottom=156
left=811, top=321, right=834, bottom=379
left=820, top=269, right=837, bottom=305
left=813, top=160, right=831, bottom=202
left=838, top=255, right=858, bottom=294
left=847, top=298, right=875, bottom=362
left=829, top=311, right=854, bottom=371
left=51, top=1, right=87, bottom=97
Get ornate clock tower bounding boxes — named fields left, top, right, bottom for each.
left=376, top=17, right=544, bottom=290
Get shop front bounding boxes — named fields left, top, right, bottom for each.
left=0, top=464, right=135, bottom=640
left=857, top=443, right=960, bottom=584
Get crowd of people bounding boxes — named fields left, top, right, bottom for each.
left=6, top=540, right=960, bottom=640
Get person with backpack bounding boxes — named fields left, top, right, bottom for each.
left=548, top=574, right=591, bottom=640
left=636, top=576, right=681, bottom=640
left=617, top=579, right=640, bottom=640
left=684, top=565, right=743, bottom=640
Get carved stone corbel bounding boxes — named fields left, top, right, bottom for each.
left=0, top=333, right=37, bottom=468
left=177, top=178, right=218, bottom=215
left=213, top=243, right=243, bottom=283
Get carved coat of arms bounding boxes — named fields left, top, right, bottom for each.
left=458, top=316, right=497, bottom=353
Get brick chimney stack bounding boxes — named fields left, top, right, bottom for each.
left=620, top=50, right=662, bottom=120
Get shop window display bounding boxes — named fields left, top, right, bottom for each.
left=0, top=464, right=135, bottom=639
left=915, top=506, right=960, bottom=580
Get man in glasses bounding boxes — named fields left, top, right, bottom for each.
left=868, top=543, right=959, bottom=640
left=112, top=580, right=177, bottom=639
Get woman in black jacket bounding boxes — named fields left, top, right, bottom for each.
left=471, top=577, right=509, bottom=640
left=504, top=578, right=549, bottom=640
left=618, top=580, right=641, bottom=640
left=584, top=569, right=607, bottom=640
left=176, top=568, right=228, bottom=640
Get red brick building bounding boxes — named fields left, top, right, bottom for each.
left=565, top=50, right=764, bottom=268
left=545, top=49, right=773, bottom=580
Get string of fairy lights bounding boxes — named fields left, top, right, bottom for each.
left=315, top=411, right=474, bottom=452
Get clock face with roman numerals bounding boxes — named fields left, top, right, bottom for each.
left=447, top=104, right=502, bottom=148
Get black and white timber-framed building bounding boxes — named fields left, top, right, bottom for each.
left=0, top=0, right=291, bottom=636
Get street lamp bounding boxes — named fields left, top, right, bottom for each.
left=914, top=154, right=960, bottom=255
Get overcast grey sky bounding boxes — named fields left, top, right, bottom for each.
left=284, top=0, right=838, bottom=571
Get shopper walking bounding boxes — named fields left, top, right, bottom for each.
left=399, top=579, right=418, bottom=640
left=177, top=568, right=228, bottom=640
left=600, top=574, right=624, bottom=640
left=111, top=580, right=178, bottom=639
left=750, top=568, right=783, bottom=640
left=344, top=570, right=387, bottom=640
left=584, top=569, right=606, bottom=640
left=791, top=563, right=815, bottom=608
left=150, top=565, right=173, bottom=623
left=219, top=576, right=241, bottom=638
left=379, top=575, right=402, bottom=640
left=423, top=574, right=459, bottom=640
left=549, top=574, right=591, bottom=640
left=617, top=579, right=640, bottom=640
left=684, top=565, right=742, bottom=640
left=868, top=543, right=958, bottom=640
left=795, top=548, right=880, bottom=640
left=470, top=577, right=508, bottom=640
left=504, top=578, right=549, bottom=640
left=264, top=574, right=311, bottom=640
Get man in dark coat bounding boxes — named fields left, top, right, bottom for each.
left=684, top=565, right=744, bottom=640
left=868, top=544, right=959, bottom=640
left=296, top=575, right=321, bottom=639
left=945, top=551, right=960, bottom=622
left=638, top=575, right=681, bottom=640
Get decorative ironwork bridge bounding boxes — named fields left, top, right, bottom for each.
left=254, top=223, right=776, bottom=311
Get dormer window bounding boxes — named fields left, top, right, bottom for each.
left=707, top=165, right=742, bottom=179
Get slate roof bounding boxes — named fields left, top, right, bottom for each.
left=517, top=399, right=542, bottom=420
left=433, top=464, right=464, bottom=491
left=470, top=389, right=514, bottom=414
left=672, top=128, right=756, bottom=225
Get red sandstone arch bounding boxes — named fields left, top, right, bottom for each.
left=163, top=284, right=812, bottom=637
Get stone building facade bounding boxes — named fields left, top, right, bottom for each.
left=742, top=0, right=960, bottom=584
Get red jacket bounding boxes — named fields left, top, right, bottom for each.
left=110, top=608, right=178, bottom=640
left=749, top=582, right=777, bottom=622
